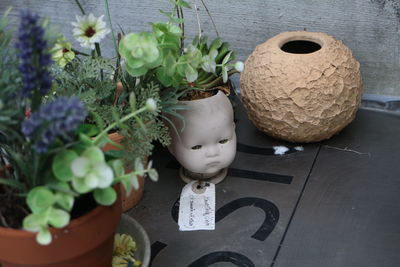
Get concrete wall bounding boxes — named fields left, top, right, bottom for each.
left=1, top=0, right=400, bottom=96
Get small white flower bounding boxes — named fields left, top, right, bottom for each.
left=145, top=98, right=157, bottom=112
left=71, top=13, right=111, bottom=49
left=234, top=61, right=244, bottom=72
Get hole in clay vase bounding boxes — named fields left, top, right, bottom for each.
left=281, top=40, right=321, bottom=54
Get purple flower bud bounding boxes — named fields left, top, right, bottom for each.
left=16, top=10, right=53, bottom=97
left=22, top=96, right=87, bottom=153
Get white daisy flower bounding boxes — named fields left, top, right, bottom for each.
left=71, top=13, right=111, bottom=49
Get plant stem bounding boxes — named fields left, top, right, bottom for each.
left=95, top=43, right=102, bottom=57
left=31, top=91, right=42, bottom=113
left=194, top=0, right=202, bottom=39
left=199, top=0, right=219, bottom=37
left=93, top=106, right=147, bottom=145
left=104, top=0, right=119, bottom=58
left=71, top=48, right=90, bottom=56
left=95, top=43, right=104, bottom=80
left=176, top=5, right=185, bottom=52
left=74, top=0, right=86, bottom=15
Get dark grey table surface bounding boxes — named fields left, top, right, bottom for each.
left=127, top=96, right=400, bottom=267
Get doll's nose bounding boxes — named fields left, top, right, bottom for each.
left=205, top=146, right=219, bottom=158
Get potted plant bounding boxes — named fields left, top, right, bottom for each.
left=0, top=10, right=157, bottom=267
left=117, top=0, right=244, bottom=183
left=50, top=2, right=170, bottom=211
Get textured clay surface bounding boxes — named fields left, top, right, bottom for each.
left=240, top=31, right=363, bottom=143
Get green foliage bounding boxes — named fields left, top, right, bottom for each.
left=118, top=1, right=243, bottom=91
left=0, top=8, right=24, bottom=140
left=0, top=10, right=160, bottom=246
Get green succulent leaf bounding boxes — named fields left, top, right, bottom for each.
left=84, top=173, right=99, bottom=188
left=109, top=159, right=125, bottom=177
left=27, top=187, right=55, bottom=214
left=71, top=176, right=91, bottom=194
left=48, top=208, right=70, bottom=228
left=125, top=63, right=148, bottom=77
left=93, top=187, right=117, bottom=206
left=156, top=67, right=173, bottom=86
left=165, top=52, right=176, bottom=76
left=222, top=51, right=233, bottom=65
left=93, top=162, right=114, bottom=188
left=55, top=192, right=74, bottom=211
left=134, top=158, right=144, bottom=173
left=36, top=227, right=52, bottom=246
left=185, top=65, right=198, bottom=83
left=23, top=213, right=45, bottom=232
left=82, top=146, right=105, bottom=164
left=148, top=169, right=159, bottom=182
left=131, top=174, right=139, bottom=190
left=52, top=150, right=78, bottom=182
left=71, top=157, right=91, bottom=177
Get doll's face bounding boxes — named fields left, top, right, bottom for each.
left=168, top=94, right=237, bottom=174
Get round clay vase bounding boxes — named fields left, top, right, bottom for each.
left=240, top=31, right=363, bottom=143
left=116, top=214, right=151, bottom=267
left=0, top=187, right=122, bottom=267
left=103, top=132, right=145, bottom=212
left=167, top=90, right=237, bottom=184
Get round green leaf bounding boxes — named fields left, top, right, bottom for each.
left=71, top=176, right=91, bottom=194
left=48, top=208, right=70, bottom=228
left=94, top=163, right=114, bottom=188
left=82, top=146, right=105, bottom=164
left=71, top=157, right=91, bottom=177
left=126, top=63, right=148, bottom=77
left=36, top=227, right=52, bottom=246
left=27, top=187, right=55, bottom=213
left=93, top=187, right=117, bottom=206
left=52, top=150, right=78, bottom=182
left=23, top=213, right=45, bottom=232
left=55, top=192, right=74, bottom=211
left=84, top=172, right=99, bottom=189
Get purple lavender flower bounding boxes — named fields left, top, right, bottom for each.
left=16, top=10, right=52, bottom=97
left=22, top=97, right=87, bottom=153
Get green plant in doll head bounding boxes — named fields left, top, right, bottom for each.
left=118, top=0, right=243, bottom=91
left=0, top=10, right=158, bottom=245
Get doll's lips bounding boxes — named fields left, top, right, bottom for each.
left=206, top=161, right=220, bottom=167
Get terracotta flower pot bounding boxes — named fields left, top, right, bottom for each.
left=241, top=31, right=363, bottom=142
left=0, top=187, right=122, bottom=267
left=167, top=90, right=237, bottom=184
left=103, top=132, right=145, bottom=212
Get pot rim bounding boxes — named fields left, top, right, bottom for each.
left=0, top=203, right=108, bottom=237
left=178, top=89, right=226, bottom=104
left=273, top=31, right=331, bottom=56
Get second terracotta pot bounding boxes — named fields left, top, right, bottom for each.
left=103, top=132, right=145, bottom=212
left=0, top=187, right=122, bottom=267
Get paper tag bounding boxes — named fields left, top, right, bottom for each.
left=178, top=181, right=215, bottom=231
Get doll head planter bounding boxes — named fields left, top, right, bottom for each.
left=167, top=90, right=236, bottom=184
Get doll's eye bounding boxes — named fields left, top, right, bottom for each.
left=219, top=139, right=229, bottom=144
left=191, top=145, right=202, bottom=150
